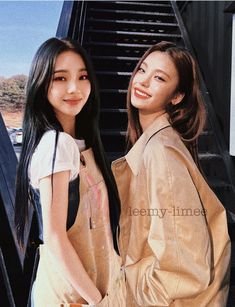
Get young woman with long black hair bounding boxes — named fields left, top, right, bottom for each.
left=14, top=37, right=125, bottom=306
left=112, top=41, right=231, bottom=306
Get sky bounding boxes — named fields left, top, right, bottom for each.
left=0, top=1, right=63, bottom=78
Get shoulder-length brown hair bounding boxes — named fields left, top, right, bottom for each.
left=126, top=41, right=206, bottom=165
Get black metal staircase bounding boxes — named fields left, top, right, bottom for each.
left=83, top=1, right=183, bottom=160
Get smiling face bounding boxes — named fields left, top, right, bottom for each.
left=47, top=51, right=91, bottom=125
left=131, top=51, right=184, bottom=120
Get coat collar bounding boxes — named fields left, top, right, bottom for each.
left=125, top=113, right=171, bottom=176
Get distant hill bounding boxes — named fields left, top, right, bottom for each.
left=0, top=74, right=27, bottom=112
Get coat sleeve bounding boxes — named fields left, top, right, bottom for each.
left=124, top=138, right=212, bottom=306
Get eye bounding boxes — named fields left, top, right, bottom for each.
left=53, top=76, right=66, bottom=81
left=79, top=74, right=89, bottom=80
left=137, top=67, right=145, bottom=73
left=154, top=75, right=165, bottom=82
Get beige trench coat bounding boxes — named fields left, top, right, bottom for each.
left=33, top=148, right=126, bottom=306
left=112, top=113, right=231, bottom=307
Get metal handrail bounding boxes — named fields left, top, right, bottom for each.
left=56, top=0, right=87, bottom=44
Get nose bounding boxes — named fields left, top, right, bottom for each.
left=67, top=79, right=79, bottom=94
left=139, top=74, right=151, bottom=87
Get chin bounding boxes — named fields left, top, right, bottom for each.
left=131, top=98, right=140, bottom=108
left=131, top=99, right=149, bottom=110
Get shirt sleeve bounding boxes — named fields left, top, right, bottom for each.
left=29, top=131, right=80, bottom=188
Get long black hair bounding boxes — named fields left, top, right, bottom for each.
left=15, top=38, right=120, bottom=251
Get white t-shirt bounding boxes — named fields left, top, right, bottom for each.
left=29, top=130, right=86, bottom=189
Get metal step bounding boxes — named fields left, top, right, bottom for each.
left=86, top=42, right=152, bottom=48
left=199, top=153, right=230, bottom=182
left=96, top=71, right=131, bottom=76
left=87, top=18, right=179, bottom=34
left=92, top=55, right=140, bottom=61
left=88, top=8, right=175, bottom=18
left=96, top=73, right=130, bottom=90
left=86, top=30, right=182, bottom=46
left=101, top=129, right=126, bottom=136
left=84, top=42, right=152, bottom=57
left=91, top=55, right=139, bottom=72
left=89, top=1, right=173, bottom=14
left=87, top=29, right=182, bottom=38
left=87, top=8, right=176, bottom=25
left=95, top=71, right=131, bottom=89
left=100, top=108, right=127, bottom=113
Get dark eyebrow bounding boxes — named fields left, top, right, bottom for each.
left=53, top=68, right=88, bottom=74
left=140, top=61, right=147, bottom=67
left=141, top=61, right=170, bottom=79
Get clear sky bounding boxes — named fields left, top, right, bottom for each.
left=0, top=1, right=63, bottom=77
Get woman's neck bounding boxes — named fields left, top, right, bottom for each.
left=139, top=110, right=166, bottom=132
left=57, top=114, right=76, bottom=138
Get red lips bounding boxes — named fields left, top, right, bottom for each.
left=133, top=87, right=151, bottom=99
left=64, top=98, right=82, bottom=105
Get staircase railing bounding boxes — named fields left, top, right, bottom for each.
left=56, top=0, right=87, bottom=43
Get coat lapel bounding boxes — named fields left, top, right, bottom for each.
left=125, top=113, right=171, bottom=176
